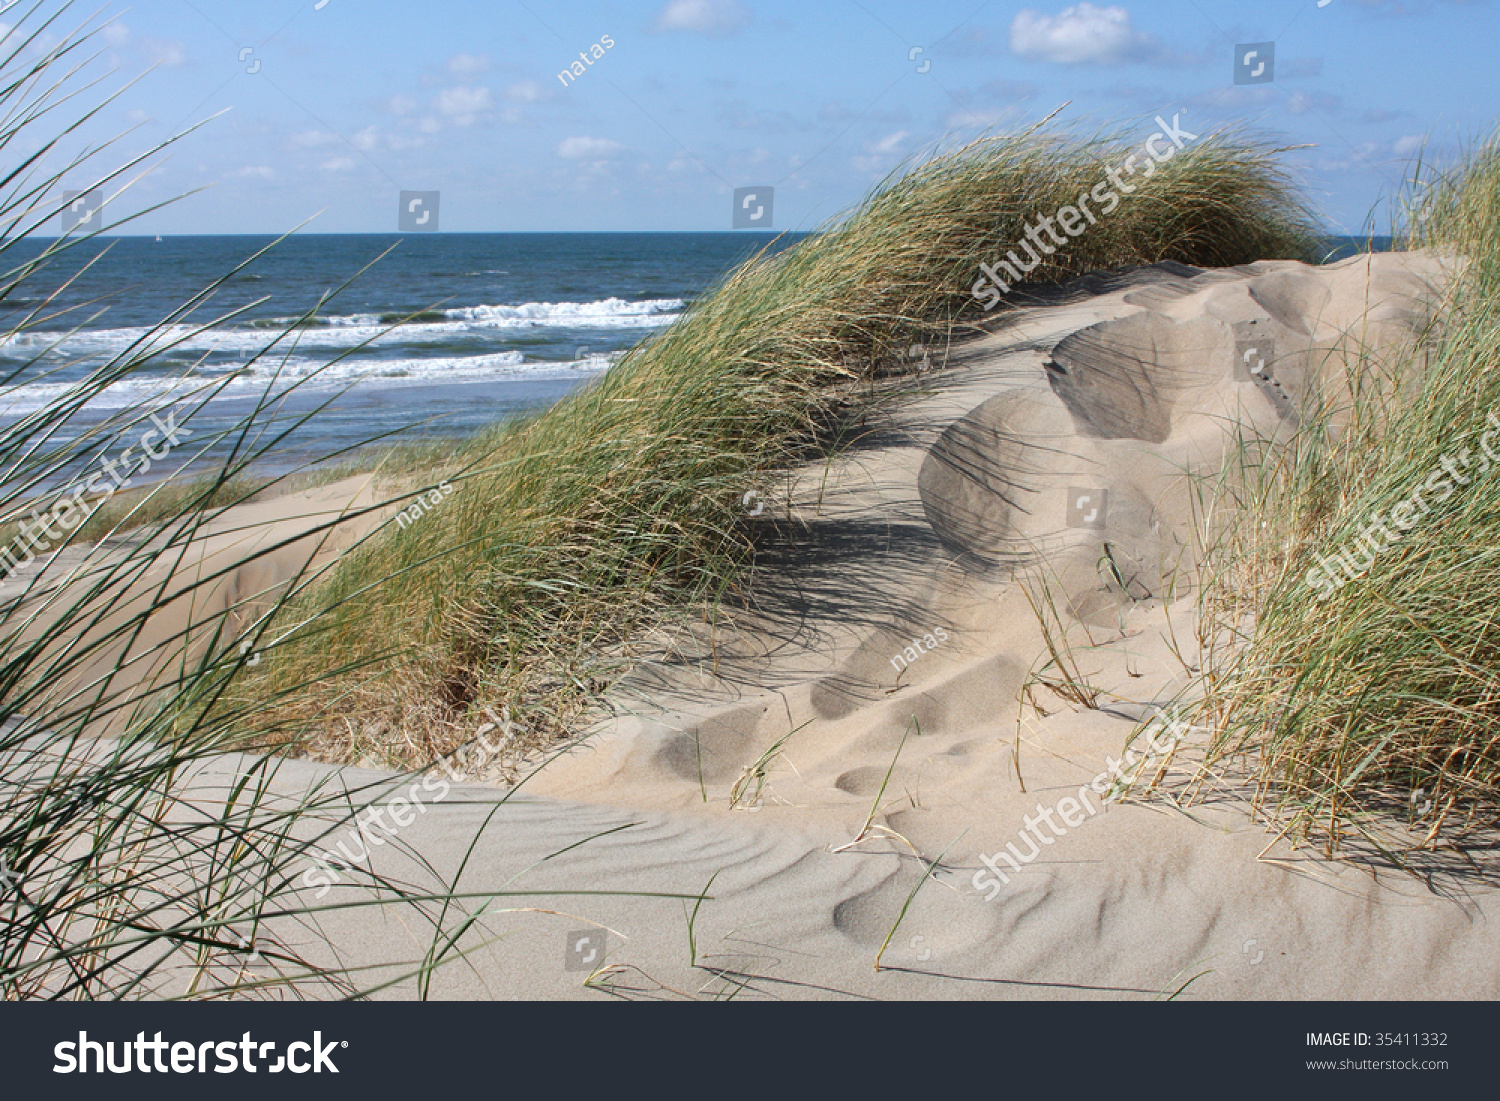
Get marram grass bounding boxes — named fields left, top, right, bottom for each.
left=240, top=119, right=1319, bottom=769
left=1175, top=134, right=1500, bottom=856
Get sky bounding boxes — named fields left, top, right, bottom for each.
left=12, top=0, right=1500, bottom=235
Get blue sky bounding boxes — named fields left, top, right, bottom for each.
left=17, top=0, right=1499, bottom=235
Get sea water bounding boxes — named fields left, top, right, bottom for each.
left=0, top=231, right=799, bottom=477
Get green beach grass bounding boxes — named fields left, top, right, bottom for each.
left=240, top=120, right=1319, bottom=770
left=1159, top=135, right=1500, bottom=856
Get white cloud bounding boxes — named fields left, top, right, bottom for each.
left=557, top=135, right=624, bottom=159
left=140, top=36, right=186, bottom=67
left=229, top=166, right=275, bottom=180
left=1009, top=4, right=1155, bottom=65
left=434, top=86, right=494, bottom=126
left=321, top=157, right=356, bottom=173
left=1286, top=90, right=1341, bottom=116
left=504, top=81, right=550, bottom=103
left=653, top=0, right=750, bottom=36
left=447, top=53, right=491, bottom=76
left=852, top=132, right=910, bottom=173
left=943, top=104, right=1026, bottom=132
left=388, top=94, right=419, bottom=116
left=1393, top=134, right=1427, bottom=158
left=95, top=20, right=185, bottom=66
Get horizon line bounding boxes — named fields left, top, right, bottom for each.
left=33, top=227, right=1383, bottom=240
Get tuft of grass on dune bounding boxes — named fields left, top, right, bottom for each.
left=1180, top=133, right=1500, bottom=857
left=241, top=119, right=1320, bottom=769
left=0, top=2, right=429, bottom=997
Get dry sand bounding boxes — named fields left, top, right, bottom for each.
left=108, top=252, right=1500, bottom=999
left=13, top=474, right=383, bottom=737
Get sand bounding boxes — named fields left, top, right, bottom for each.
left=13, top=474, right=383, bottom=737
left=72, top=251, right=1500, bottom=999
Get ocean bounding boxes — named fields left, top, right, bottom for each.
left=0, top=231, right=1378, bottom=479
left=0, top=232, right=800, bottom=476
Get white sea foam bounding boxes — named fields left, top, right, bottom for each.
left=0, top=348, right=618, bottom=416
left=0, top=297, right=682, bottom=363
left=445, top=297, right=679, bottom=324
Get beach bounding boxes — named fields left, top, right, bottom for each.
left=47, top=245, right=1498, bottom=999
left=6, top=1, right=1500, bottom=1090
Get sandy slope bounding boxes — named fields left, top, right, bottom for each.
left=147, top=252, right=1500, bottom=999
left=12, top=474, right=382, bottom=737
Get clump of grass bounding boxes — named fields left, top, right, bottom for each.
left=1178, top=133, right=1500, bottom=856
left=246, top=119, right=1318, bottom=767
left=728, top=720, right=808, bottom=810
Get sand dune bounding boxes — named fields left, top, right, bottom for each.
left=10, top=474, right=382, bottom=737
left=146, top=252, right=1500, bottom=999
